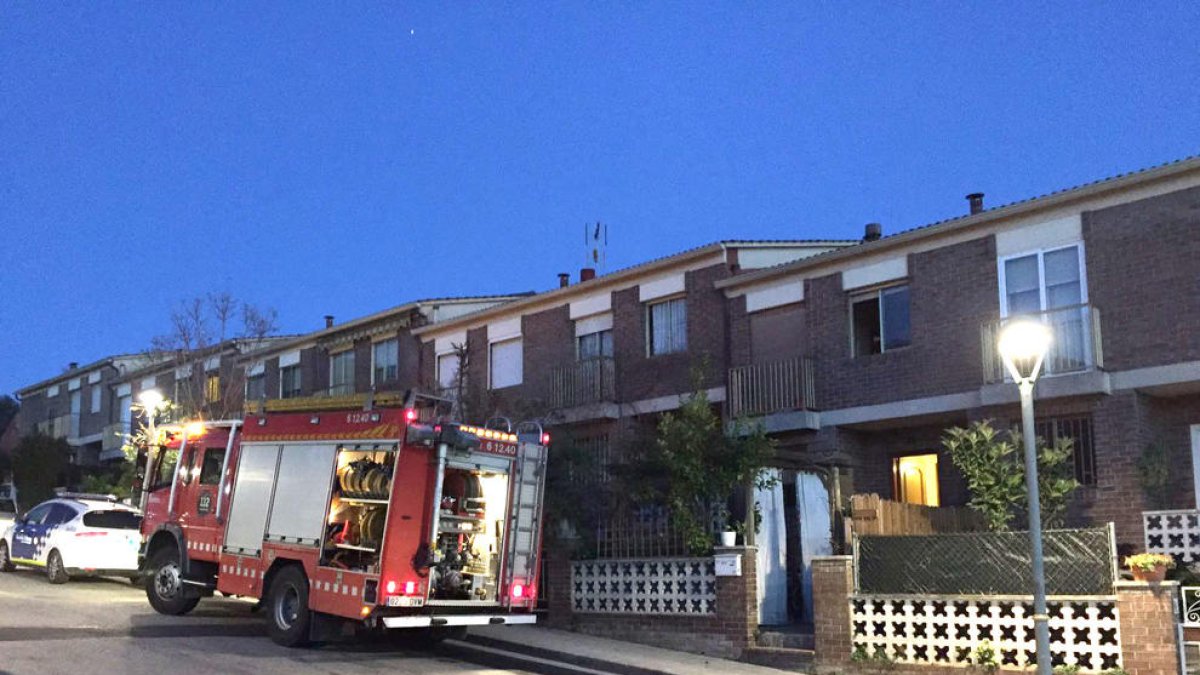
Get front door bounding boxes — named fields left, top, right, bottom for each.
left=11, top=503, right=54, bottom=561
left=174, top=432, right=231, bottom=561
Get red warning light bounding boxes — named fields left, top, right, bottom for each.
left=385, top=580, right=397, bottom=595
left=404, top=408, right=418, bottom=422
left=404, top=580, right=417, bottom=595
left=512, top=583, right=525, bottom=599
left=540, top=433, right=551, bottom=445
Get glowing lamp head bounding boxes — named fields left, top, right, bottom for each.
left=997, top=319, right=1053, bottom=382
left=138, top=389, right=165, bottom=411
left=184, top=421, right=207, bottom=438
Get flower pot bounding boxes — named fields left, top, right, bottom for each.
left=1131, top=564, right=1169, bottom=582
left=719, top=531, right=737, bottom=547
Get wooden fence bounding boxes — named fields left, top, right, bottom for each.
left=847, top=493, right=987, bottom=537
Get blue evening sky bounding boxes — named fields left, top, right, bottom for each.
left=2, top=3, right=1198, bottom=396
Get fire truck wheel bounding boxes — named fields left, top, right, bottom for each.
left=267, top=565, right=311, bottom=648
left=46, top=550, right=70, bottom=584
left=146, top=548, right=200, bottom=615
left=0, top=541, right=14, bottom=572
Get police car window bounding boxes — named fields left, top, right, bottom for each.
left=23, top=504, right=53, bottom=524
left=83, top=510, right=141, bottom=530
left=199, top=448, right=225, bottom=485
left=47, top=504, right=78, bottom=526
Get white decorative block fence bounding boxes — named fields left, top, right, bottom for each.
left=849, top=594, right=1122, bottom=671
left=1143, top=509, right=1200, bottom=563
left=572, top=558, right=717, bottom=615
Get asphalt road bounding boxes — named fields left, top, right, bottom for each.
left=0, top=568, right=544, bottom=675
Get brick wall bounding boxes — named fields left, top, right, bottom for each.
left=812, top=556, right=853, bottom=673
left=1114, top=580, right=1182, bottom=675
left=808, top=236, right=998, bottom=412
left=1084, top=184, right=1200, bottom=371
left=550, top=548, right=759, bottom=659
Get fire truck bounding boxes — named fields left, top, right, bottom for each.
left=133, top=393, right=548, bottom=647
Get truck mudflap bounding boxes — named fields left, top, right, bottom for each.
left=381, top=614, right=537, bottom=629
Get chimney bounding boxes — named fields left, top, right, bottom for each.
left=68, top=361, right=79, bottom=370
left=324, top=315, right=334, bottom=329
left=966, top=192, right=985, bottom=215
left=580, top=267, right=596, bottom=282
left=862, top=223, right=882, bottom=242
left=557, top=272, right=570, bottom=288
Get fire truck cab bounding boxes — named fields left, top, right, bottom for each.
left=135, top=394, right=547, bottom=647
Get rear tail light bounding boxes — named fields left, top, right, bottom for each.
left=385, top=580, right=397, bottom=595
left=512, top=583, right=524, bottom=599
left=74, top=531, right=109, bottom=537
left=404, top=580, right=417, bottom=595
left=541, top=433, right=551, bottom=445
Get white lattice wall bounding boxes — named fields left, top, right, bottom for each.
left=572, top=558, right=717, bottom=615
left=850, top=595, right=1122, bottom=671
left=1144, top=510, right=1200, bottom=563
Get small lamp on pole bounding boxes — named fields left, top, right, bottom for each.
left=997, top=319, right=1053, bottom=675
left=137, top=389, right=165, bottom=510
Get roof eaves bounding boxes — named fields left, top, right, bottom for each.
left=716, top=153, right=1200, bottom=290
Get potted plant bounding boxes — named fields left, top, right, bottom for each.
left=1126, top=553, right=1175, bottom=582
left=720, top=511, right=737, bottom=547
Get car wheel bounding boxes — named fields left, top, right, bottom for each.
left=145, top=547, right=200, bottom=615
left=266, top=565, right=311, bottom=648
left=0, top=540, right=14, bottom=572
left=46, top=550, right=70, bottom=584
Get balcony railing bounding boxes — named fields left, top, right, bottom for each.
left=35, top=415, right=72, bottom=439
left=981, top=303, right=1104, bottom=384
left=727, top=356, right=816, bottom=418
left=549, top=357, right=616, bottom=409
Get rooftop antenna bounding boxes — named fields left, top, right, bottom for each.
left=585, top=221, right=608, bottom=271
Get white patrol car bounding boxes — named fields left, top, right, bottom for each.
left=0, top=494, right=142, bottom=584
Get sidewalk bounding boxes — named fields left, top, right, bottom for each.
left=462, top=624, right=803, bottom=675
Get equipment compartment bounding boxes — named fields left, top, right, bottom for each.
left=321, top=444, right=397, bottom=573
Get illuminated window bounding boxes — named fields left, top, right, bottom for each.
left=205, top=374, right=221, bottom=402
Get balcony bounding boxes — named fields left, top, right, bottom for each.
left=549, top=357, right=617, bottom=414
left=35, top=414, right=72, bottom=439
left=982, top=304, right=1104, bottom=384
left=727, top=356, right=817, bottom=423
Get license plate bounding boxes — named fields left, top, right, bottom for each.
left=387, top=596, right=424, bottom=607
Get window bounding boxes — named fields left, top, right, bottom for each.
left=118, top=394, right=132, bottom=434
left=577, top=330, right=613, bottom=360
left=892, top=453, right=940, bottom=506
left=83, top=510, right=141, bottom=530
left=852, top=285, right=910, bottom=357
left=1036, top=416, right=1096, bottom=486
left=280, top=364, right=302, bottom=399
left=437, top=353, right=461, bottom=390
left=1001, top=245, right=1084, bottom=317
left=90, top=385, right=101, bottom=414
left=330, top=350, right=355, bottom=395
left=205, top=373, right=221, bottom=402
left=489, top=338, right=523, bottom=389
left=47, top=504, right=79, bottom=526
left=648, top=297, right=687, bottom=355
left=199, top=448, right=226, bottom=485
left=181, top=446, right=197, bottom=485
left=22, top=504, right=53, bottom=525
left=245, top=373, right=266, bottom=401
left=373, top=339, right=399, bottom=384
left=150, top=449, right=179, bottom=491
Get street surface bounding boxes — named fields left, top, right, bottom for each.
left=0, top=569, right=547, bottom=675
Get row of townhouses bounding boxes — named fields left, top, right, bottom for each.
left=13, top=155, right=1200, bottom=628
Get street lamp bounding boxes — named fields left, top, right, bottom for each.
left=137, top=389, right=165, bottom=510
left=997, top=319, right=1053, bottom=675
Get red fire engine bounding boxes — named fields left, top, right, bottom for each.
left=133, top=393, right=548, bottom=647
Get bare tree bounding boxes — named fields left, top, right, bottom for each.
left=151, top=293, right=279, bottom=420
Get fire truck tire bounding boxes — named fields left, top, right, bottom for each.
left=266, top=565, right=311, bottom=648
left=0, top=541, right=14, bottom=572
left=46, top=550, right=70, bottom=584
left=146, top=548, right=200, bottom=615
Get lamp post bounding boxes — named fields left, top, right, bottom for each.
left=137, top=389, right=165, bottom=510
left=997, top=320, right=1053, bottom=675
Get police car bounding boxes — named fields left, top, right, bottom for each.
left=0, top=494, right=142, bottom=584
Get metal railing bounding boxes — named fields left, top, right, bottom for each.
left=727, top=355, right=816, bottom=417
left=549, top=357, right=616, bottom=409
left=35, top=414, right=72, bottom=439
left=982, top=303, right=1104, bottom=384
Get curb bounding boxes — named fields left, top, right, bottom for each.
left=462, top=632, right=672, bottom=675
